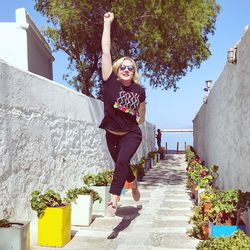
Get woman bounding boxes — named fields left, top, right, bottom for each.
left=99, top=12, right=146, bottom=216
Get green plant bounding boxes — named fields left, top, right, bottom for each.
left=190, top=188, right=250, bottom=239
left=147, top=151, right=156, bottom=158
left=185, top=147, right=196, bottom=163
left=199, top=188, right=217, bottom=204
left=130, top=164, right=138, bottom=176
left=139, top=157, right=146, bottom=165
left=30, top=189, right=65, bottom=218
left=64, top=187, right=102, bottom=204
left=196, top=230, right=250, bottom=249
left=83, top=170, right=113, bottom=186
left=0, top=219, right=11, bottom=228
left=196, top=174, right=213, bottom=190
left=207, top=189, right=240, bottom=225
left=188, top=204, right=209, bottom=240
left=188, top=162, right=209, bottom=184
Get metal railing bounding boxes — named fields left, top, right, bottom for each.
left=165, top=142, right=188, bottom=154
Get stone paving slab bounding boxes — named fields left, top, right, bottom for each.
left=30, top=154, right=199, bottom=250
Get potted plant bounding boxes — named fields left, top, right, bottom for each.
left=188, top=203, right=210, bottom=240
left=196, top=230, right=250, bottom=249
left=83, top=170, right=113, bottom=214
left=137, top=160, right=145, bottom=181
left=130, top=164, right=138, bottom=178
left=206, top=189, right=249, bottom=238
left=147, top=151, right=156, bottom=168
left=0, top=218, right=30, bottom=250
left=140, top=156, right=147, bottom=173
left=158, top=147, right=165, bottom=160
left=30, top=189, right=71, bottom=247
left=187, top=159, right=207, bottom=199
left=130, top=163, right=144, bottom=181
left=185, top=146, right=196, bottom=163
left=64, top=186, right=101, bottom=226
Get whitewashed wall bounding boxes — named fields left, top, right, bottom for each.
left=0, top=8, right=53, bottom=80
left=0, top=60, right=155, bottom=220
left=193, top=26, right=250, bottom=231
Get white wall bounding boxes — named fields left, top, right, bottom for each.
left=193, top=26, right=250, bottom=231
left=0, top=60, right=155, bottom=220
left=0, top=8, right=53, bottom=80
left=0, top=22, right=28, bottom=70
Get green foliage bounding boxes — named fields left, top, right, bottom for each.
left=34, top=0, right=220, bottom=97
left=196, top=230, right=250, bottom=250
left=187, top=160, right=208, bottom=183
left=139, top=157, right=146, bottom=165
left=147, top=151, right=156, bottom=158
left=64, top=187, right=102, bottom=204
left=207, top=189, right=240, bottom=224
left=0, top=219, right=11, bottom=228
left=196, top=174, right=213, bottom=190
left=185, top=146, right=196, bottom=162
left=188, top=203, right=209, bottom=240
left=30, top=189, right=65, bottom=218
left=83, top=170, right=113, bottom=186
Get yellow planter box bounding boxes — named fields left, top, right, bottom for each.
left=38, top=204, right=71, bottom=247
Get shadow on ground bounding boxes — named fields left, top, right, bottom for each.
left=141, top=156, right=188, bottom=188
left=107, top=205, right=142, bottom=239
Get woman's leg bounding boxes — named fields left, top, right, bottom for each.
left=109, top=127, right=142, bottom=196
left=105, top=131, right=121, bottom=209
left=105, top=131, right=119, bottom=162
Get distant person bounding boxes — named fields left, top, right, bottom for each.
left=156, top=129, right=162, bottom=149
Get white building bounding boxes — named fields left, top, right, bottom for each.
left=0, top=8, right=54, bottom=80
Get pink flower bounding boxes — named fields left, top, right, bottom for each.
left=200, top=171, right=207, bottom=177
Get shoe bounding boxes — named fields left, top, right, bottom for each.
left=131, top=180, right=140, bottom=201
left=106, top=202, right=117, bottom=217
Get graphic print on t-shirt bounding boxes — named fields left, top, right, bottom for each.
left=113, top=90, right=140, bottom=116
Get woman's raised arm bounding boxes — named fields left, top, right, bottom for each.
left=102, top=12, right=114, bottom=81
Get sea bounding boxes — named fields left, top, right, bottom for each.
left=159, top=132, right=193, bottom=152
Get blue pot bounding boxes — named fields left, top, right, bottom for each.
left=150, top=158, right=154, bottom=168
left=208, top=221, right=246, bottom=238
left=144, top=162, right=147, bottom=173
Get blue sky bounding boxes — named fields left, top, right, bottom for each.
left=1, top=1, right=250, bottom=148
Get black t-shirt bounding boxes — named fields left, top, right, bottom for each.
left=99, top=72, right=146, bottom=132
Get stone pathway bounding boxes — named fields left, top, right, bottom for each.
left=30, top=154, right=200, bottom=250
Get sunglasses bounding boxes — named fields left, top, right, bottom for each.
left=119, top=65, right=134, bottom=72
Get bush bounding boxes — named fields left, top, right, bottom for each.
left=30, top=189, right=65, bottom=218
left=83, top=170, right=113, bottom=186
left=196, top=230, right=250, bottom=249
left=64, top=187, right=102, bottom=204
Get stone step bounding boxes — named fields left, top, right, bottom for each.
left=30, top=156, right=198, bottom=249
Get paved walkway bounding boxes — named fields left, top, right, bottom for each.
left=30, top=154, right=200, bottom=250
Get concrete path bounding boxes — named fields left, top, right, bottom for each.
left=30, top=154, right=200, bottom=250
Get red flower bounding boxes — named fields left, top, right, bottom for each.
left=200, top=171, right=207, bottom=177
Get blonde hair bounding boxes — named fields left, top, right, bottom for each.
left=112, top=57, right=140, bottom=84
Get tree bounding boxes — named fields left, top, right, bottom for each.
left=34, top=0, right=220, bottom=98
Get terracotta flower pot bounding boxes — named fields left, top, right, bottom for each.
left=191, top=183, right=196, bottom=199
left=202, top=223, right=209, bottom=240
left=147, top=158, right=151, bottom=171
left=124, top=181, right=131, bottom=190
left=203, top=203, right=212, bottom=214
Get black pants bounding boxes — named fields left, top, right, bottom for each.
left=157, top=139, right=161, bottom=149
left=105, top=127, right=142, bottom=196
